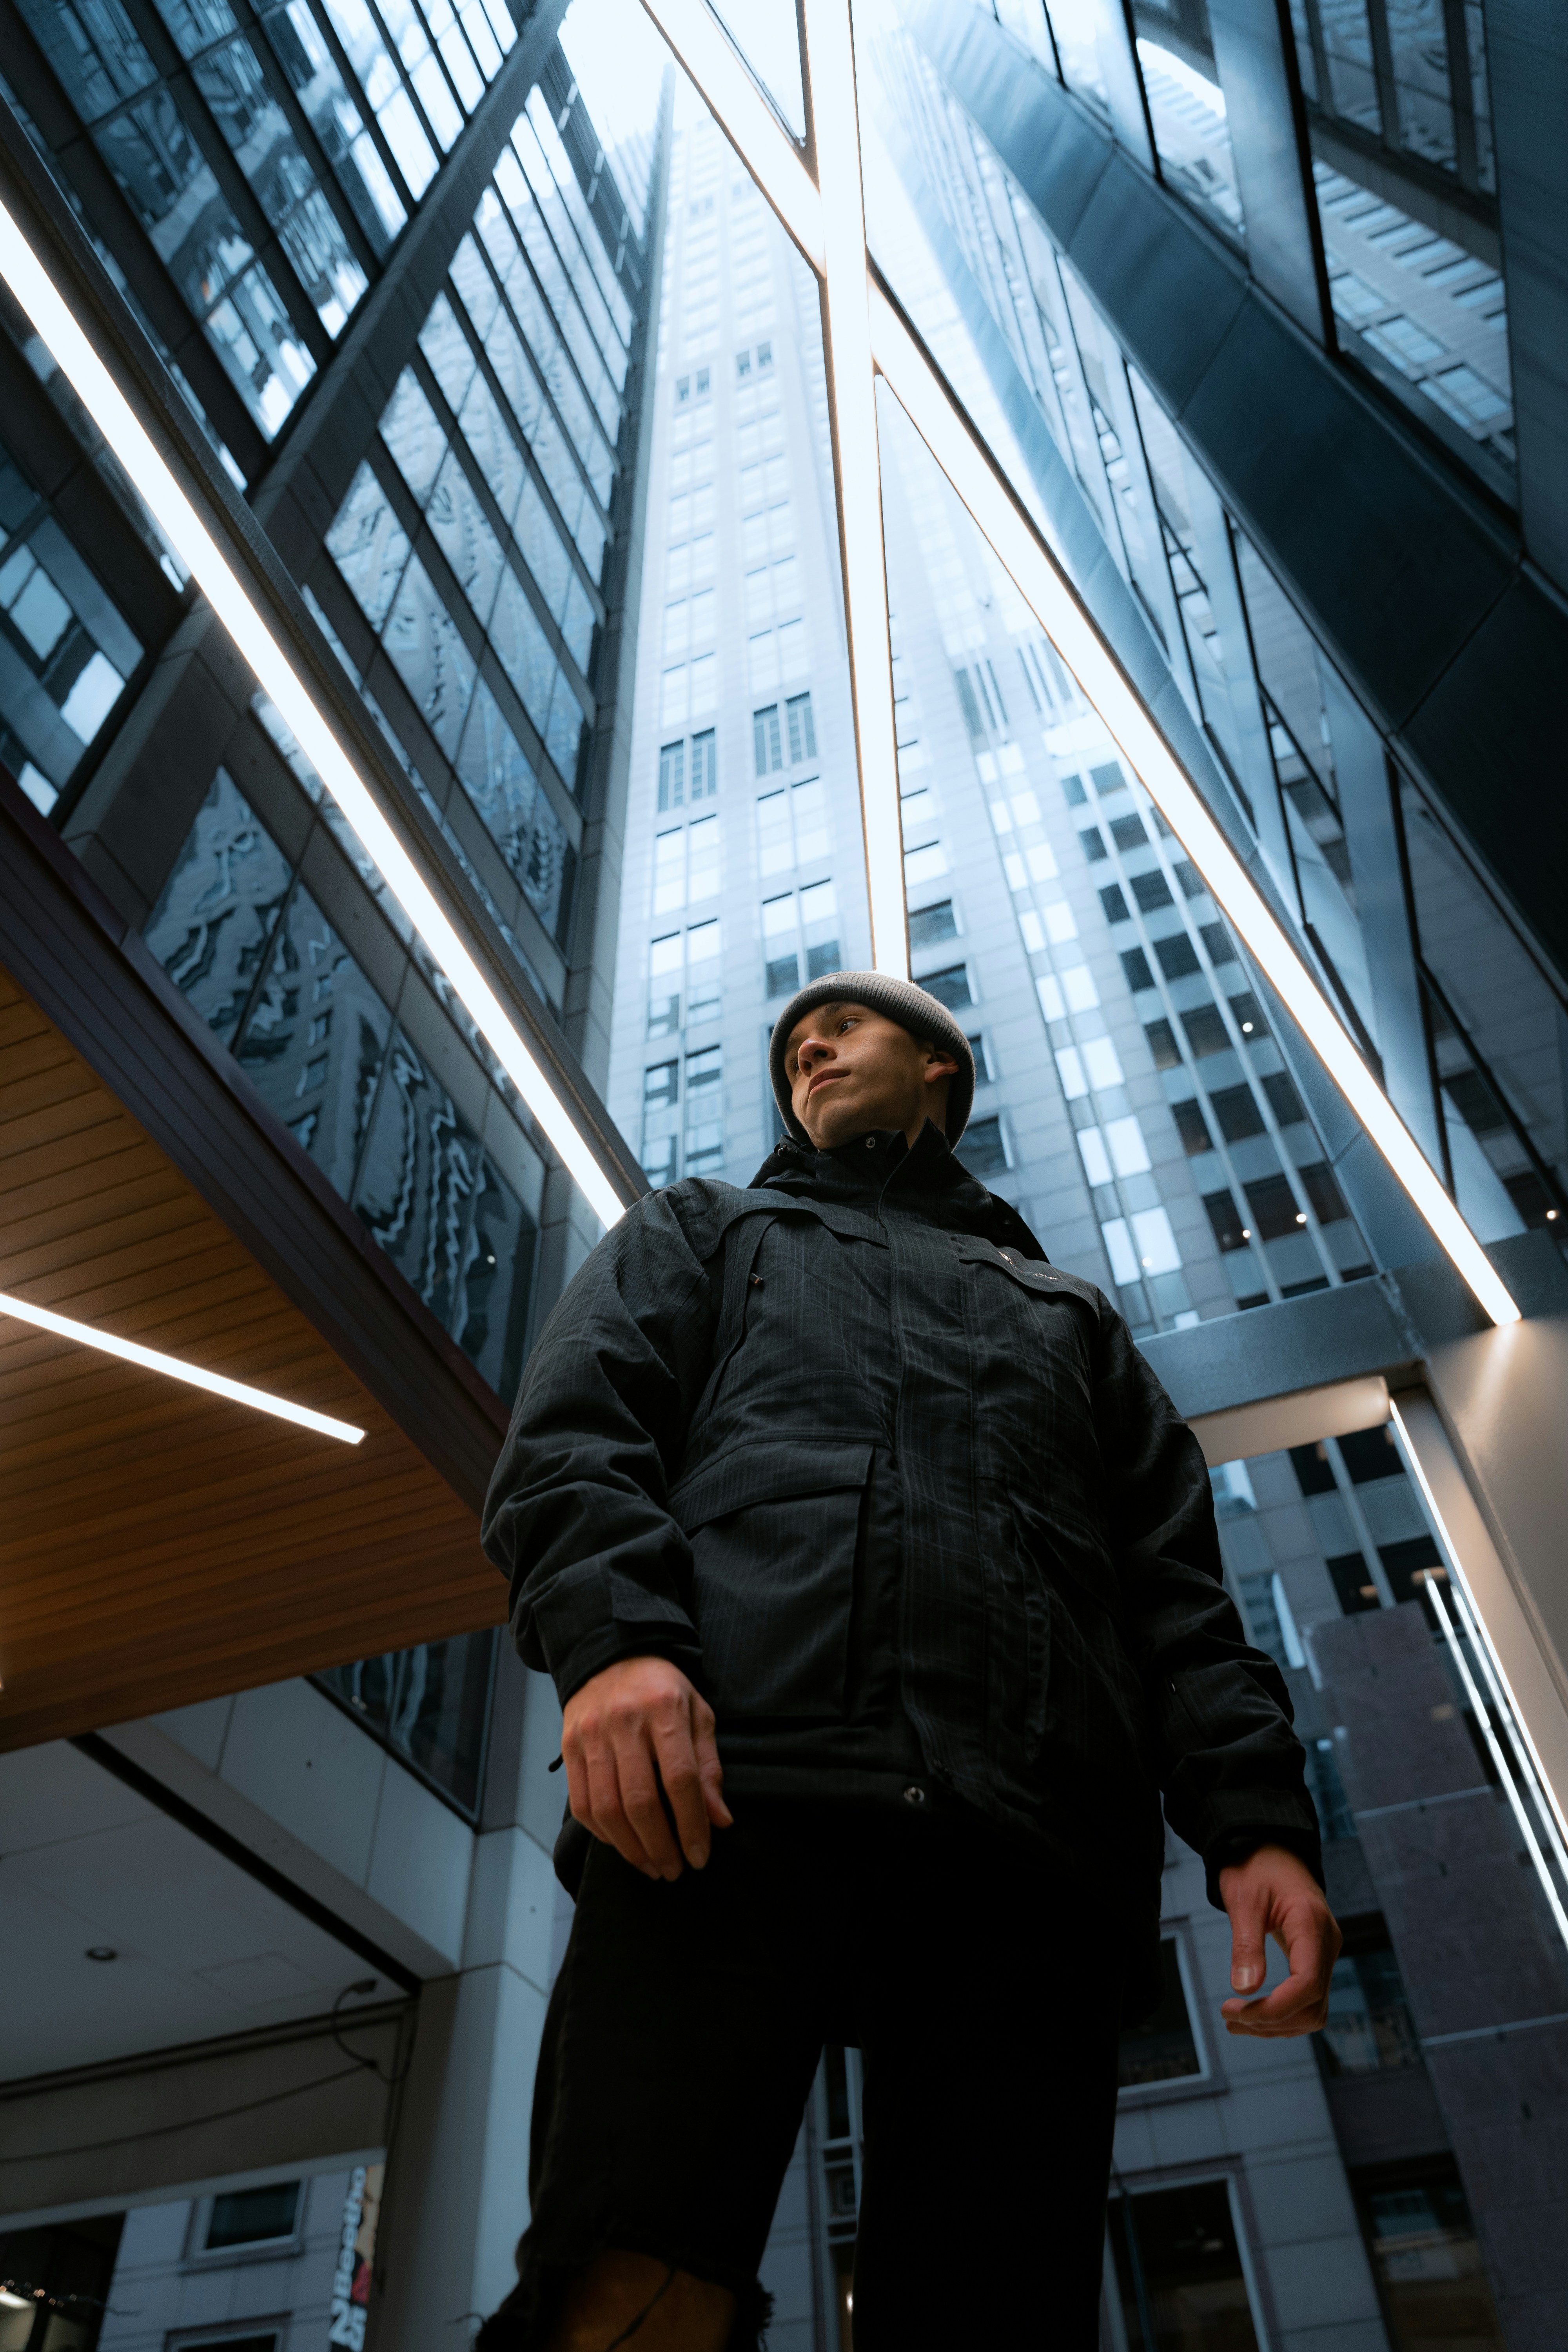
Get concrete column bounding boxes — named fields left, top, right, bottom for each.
left=369, top=1652, right=567, bottom=2352
left=1310, top=1602, right=1568, bottom=2347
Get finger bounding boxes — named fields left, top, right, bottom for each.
left=583, top=1738, right=661, bottom=1878
left=562, top=1735, right=595, bottom=1842
left=693, top=1704, right=733, bottom=1831
left=1221, top=1967, right=1327, bottom=2033
left=649, top=1700, right=711, bottom=1867
left=1225, top=1882, right=1269, bottom=1996
left=614, top=1726, right=684, bottom=1879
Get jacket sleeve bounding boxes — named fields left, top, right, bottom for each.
left=480, top=1189, right=718, bottom=1705
left=1092, top=1301, right=1325, bottom=1904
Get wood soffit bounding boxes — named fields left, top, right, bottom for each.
left=0, top=777, right=511, bottom=1752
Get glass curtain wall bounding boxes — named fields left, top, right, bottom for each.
left=864, top=18, right=1566, bottom=1252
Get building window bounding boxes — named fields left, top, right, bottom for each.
left=1172, top=1098, right=1212, bottom=1155
left=753, top=702, right=783, bottom=775
left=800, top=879, right=840, bottom=979
left=1106, top=2180, right=1260, bottom=2351
left=644, top=1060, right=679, bottom=1109
left=786, top=690, right=816, bottom=762
left=1120, top=946, right=1155, bottom=993
left=691, top=728, right=717, bottom=801
left=960, top=1114, right=1008, bottom=1175
left=1321, top=1918, right=1423, bottom=2076
left=762, top=893, right=799, bottom=997
left=921, top=964, right=974, bottom=1013
left=686, top=916, right=722, bottom=1024
left=909, top=899, right=958, bottom=949
left=1117, top=1937, right=1203, bottom=2087
left=0, top=435, right=143, bottom=814
left=641, top=1133, right=677, bottom=1186
left=736, top=348, right=751, bottom=378
left=658, top=739, right=686, bottom=811
left=1350, top=2160, right=1506, bottom=2352
left=203, top=2183, right=301, bottom=2252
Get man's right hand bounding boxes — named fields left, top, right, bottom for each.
left=561, top=1655, right=733, bottom=1880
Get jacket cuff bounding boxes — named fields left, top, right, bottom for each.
left=1203, top=1823, right=1326, bottom=1911
left=551, top=1622, right=706, bottom=1709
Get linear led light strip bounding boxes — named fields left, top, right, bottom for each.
left=0, top=195, right=628, bottom=1235
left=642, top=0, right=1519, bottom=1330
left=0, top=1289, right=365, bottom=1444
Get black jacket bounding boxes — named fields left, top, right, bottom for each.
left=482, top=1122, right=1322, bottom=1971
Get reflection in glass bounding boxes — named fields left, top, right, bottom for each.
left=1117, top=1938, right=1203, bottom=2087
left=382, top=552, right=479, bottom=755
left=1106, top=2179, right=1259, bottom=2350
left=1135, top=14, right=1244, bottom=243
left=327, top=459, right=413, bottom=627
left=315, top=1628, right=499, bottom=1814
left=1043, top=0, right=1116, bottom=114
left=0, top=448, right=143, bottom=812
left=352, top=1025, right=535, bottom=1394
left=234, top=882, right=393, bottom=1193
left=1354, top=2164, right=1506, bottom=2352
left=1321, top=1926, right=1423, bottom=2075
left=143, top=767, right=294, bottom=1041
left=258, top=0, right=407, bottom=251
left=456, top=681, right=573, bottom=935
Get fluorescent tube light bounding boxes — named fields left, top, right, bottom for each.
left=0, top=196, right=628, bottom=1235
left=0, top=1289, right=366, bottom=1444
left=800, top=0, right=908, bottom=978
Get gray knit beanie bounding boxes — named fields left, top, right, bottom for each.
left=769, top=971, right=976, bottom=1146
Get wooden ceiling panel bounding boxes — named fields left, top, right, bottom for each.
left=0, top=957, right=510, bottom=1754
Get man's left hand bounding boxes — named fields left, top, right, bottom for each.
left=1218, top=1844, right=1341, bottom=2036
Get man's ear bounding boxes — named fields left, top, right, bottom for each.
left=923, top=1051, right=959, bottom=1087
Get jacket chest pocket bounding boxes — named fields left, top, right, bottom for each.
left=670, top=1441, right=873, bottom=1721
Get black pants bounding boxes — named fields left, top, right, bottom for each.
left=485, top=1802, right=1126, bottom=2350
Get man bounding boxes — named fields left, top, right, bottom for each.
left=478, top=973, right=1337, bottom=2352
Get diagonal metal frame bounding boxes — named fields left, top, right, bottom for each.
left=639, top=0, right=1518, bottom=1327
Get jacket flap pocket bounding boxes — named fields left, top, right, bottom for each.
left=669, top=1440, right=874, bottom=1534
left=951, top=1238, right=1101, bottom=1310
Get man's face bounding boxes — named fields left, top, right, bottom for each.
left=785, top=1002, right=956, bottom=1151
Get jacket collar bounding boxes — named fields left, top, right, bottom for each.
left=749, top=1120, right=1051, bottom=1260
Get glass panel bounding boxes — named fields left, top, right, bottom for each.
left=1135, top=5, right=1245, bottom=243
left=1398, top=773, right=1568, bottom=1231
left=315, top=1629, right=499, bottom=1813
left=704, top=0, right=803, bottom=139
left=233, top=878, right=393, bottom=1191
left=0, top=452, right=142, bottom=811
left=1106, top=2180, right=1259, bottom=2349
left=258, top=0, right=407, bottom=252
left=352, top=1024, right=486, bottom=1323
left=1281, top=3, right=1512, bottom=486
left=317, top=0, right=439, bottom=197
left=143, top=768, right=294, bottom=1042
left=381, top=552, right=478, bottom=755
left=187, top=36, right=368, bottom=332
left=455, top=681, right=572, bottom=933
left=559, top=0, right=665, bottom=237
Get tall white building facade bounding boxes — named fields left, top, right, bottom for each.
left=610, top=117, right=1375, bottom=1340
